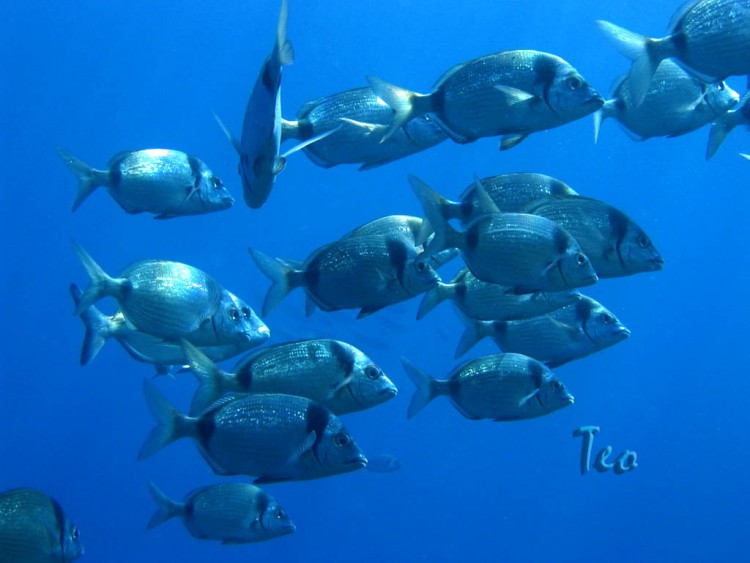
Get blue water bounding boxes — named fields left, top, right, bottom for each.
left=2, top=1, right=749, bottom=561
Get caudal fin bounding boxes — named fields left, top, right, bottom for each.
left=249, top=247, right=304, bottom=316
left=145, top=481, right=184, bottom=530
left=275, top=0, right=294, bottom=66
left=182, top=340, right=228, bottom=415
left=138, top=380, right=192, bottom=460
left=407, top=175, right=461, bottom=259
left=417, top=282, right=454, bottom=320
left=71, top=241, right=128, bottom=315
left=69, top=283, right=113, bottom=365
left=706, top=115, right=739, bottom=160
left=401, top=357, right=442, bottom=418
left=455, top=316, right=499, bottom=358
left=596, top=20, right=661, bottom=105
left=56, top=147, right=108, bottom=211
left=367, top=76, right=431, bottom=142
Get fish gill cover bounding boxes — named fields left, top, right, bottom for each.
left=1, top=0, right=749, bottom=561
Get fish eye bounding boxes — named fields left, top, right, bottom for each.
left=212, top=176, right=224, bottom=189
left=576, top=252, right=588, bottom=266
left=566, top=76, right=584, bottom=90
left=365, top=365, right=381, bottom=380
left=637, top=235, right=651, bottom=248
left=716, top=82, right=726, bottom=92
left=551, top=380, right=562, bottom=391
left=415, top=260, right=428, bottom=273
left=334, top=433, right=351, bottom=447
left=601, top=313, right=614, bottom=324
left=228, top=307, right=240, bottom=321
left=275, top=508, right=286, bottom=520
left=241, top=306, right=251, bottom=319
left=72, top=527, right=79, bottom=540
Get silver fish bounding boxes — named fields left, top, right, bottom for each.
left=70, top=284, right=268, bottom=373
left=520, top=194, right=664, bottom=278
left=0, top=488, right=84, bottom=562
left=418, top=267, right=580, bottom=321
left=56, top=147, right=234, bottom=218
left=138, top=380, right=367, bottom=483
left=249, top=230, right=439, bottom=319
left=72, top=242, right=257, bottom=345
left=707, top=92, right=750, bottom=158
left=595, top=60, right=738, bottom=142
left=214, top=0, right=293, bottom=209
left=282, top=86, right=447, bottom=170
left=402, top=354, right=574, bottom=421
left=147, top=481, right=294, bottom=543
left=368, top=49, right=602, bottom=149
left=183, top=339, right=397, bottom=415
left=456, top=295, right=631, bottom=365
left=597, top=0, right=750, bottom=105
left=411, top=175, right=598, bottom=294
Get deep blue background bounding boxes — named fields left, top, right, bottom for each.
left=2, top=1, right=749, bottom=561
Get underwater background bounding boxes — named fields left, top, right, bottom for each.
left=2, top=0, right=749, bottom=561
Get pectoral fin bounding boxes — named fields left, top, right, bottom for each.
left=518, top=388, right=539, bottom=407
left=329, top=375, right=355, bottom=398
left=494, top=85, right=537, bottom=105
left=289, top=430, right=316, bottom=463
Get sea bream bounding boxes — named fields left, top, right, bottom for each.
left=146, top=481, right=295, bottom=544
left=597, top=0, right=750, bottom=105
left=368, top=49, right=603, bottom=149
left=281, top=86, right=447, bottom=170
left=410, top=175, right=598, bottom=294
left=417, top=267, right=580, bottom=321
left=72, top=242, right=261, bottom=346
left=70, top=284, right=268, bottom=373
left=707, top=91, right=750, bottom=158
left=520, top=194, right=664, bottom=278
left=0, top=488, right=84, bottom=563
left=139, top=380, right=367, bottom=483
left=182, top=338, right=397, bottom=415
left=402, top=354, right=574, bottom=421
left=595, top=60, right=738, bottom=142
left=249, top=219, right=440, bottom=318
left=213, top=0, right=329, bottom=209
left=455, top=295, right=630, bottom=366
left=56, top=147, right=234, bottom=218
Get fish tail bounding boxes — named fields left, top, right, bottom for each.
left=401, top=357, right=442, bottom=418
left=367, top=75, right=432, bottom=142
left=706, top=114, right=738, bottom=160
left=416, top=282, right=454, bottom=320
left=138, top=379, right=192, bottom=460
left=248, top=247, right=304, bottom=316
left=146, top=481, right=184, bottom=530
left=182, top=340, right=225, bottom=414
left=275, top=0, right=294, bottom=66
left=71, top=240, right=129, bottom=314
left=407, top=175, right=461, bottom=257
left=56, top=147, right=108, bottom=211
left=69, top=283, right=112, bottom=366
left=595, top=20, right=665, bottom=105
left=593, top=100, right=616, bottom=143
left=455, top=316, right=495, bottom=358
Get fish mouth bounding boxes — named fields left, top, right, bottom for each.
left=580, top=273, right=598, bottom=287
left=567, top=395, right=575, bottom=405
left=379, top=387, right=398, bottom=398
left=615, top=326, right=631, bottom=339
left=648, top=256, right=665, bottom=269
left=348, top=455, right=368, bottom=469
left=586, top=94, right=605, bottom=109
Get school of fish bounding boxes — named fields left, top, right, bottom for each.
left=5, top=0, right=749, bottom=559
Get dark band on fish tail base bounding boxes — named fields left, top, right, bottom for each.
left=261, top=62, right=278, bottom=93
left=465, top=227, right=479, bottom=251
left=330, top=341, right=355, bottom=378
left=304, top=266, right=321, bottom=292
left=298, top=120, right=315, bottom=141
left=111, top=165, right=122, bottom=188
left=237, top=363, right=253, bottom=391
left=184, top=499, right=195, bottom=518
left=197, top=411, right=217, bottom=446
left=671, top=31, right=688, bottom=58
left=431, top=88, right=445, bottom=115
left=459, top=199, right=475, bottom=222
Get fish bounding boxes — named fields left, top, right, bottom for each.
left=402, top=354, right=574, bottom=421
left=597, top=0, right=750, bottom=105
left=0, top=487, right=84, bottom=562
left=418, top=267, right=581, bottom=321
left=70, top=284, right=268, bottom=373
left=56, top=147, right=233, bottom=218
left=365, top=454, right=402, bottom=473
left=594, top=60, right=738, bottom=142
left=249, top=229, right=439, bottom=319
left=368, top=49, right=603, bottom=149
left=282, top=86, right=448, bottom=170
left=455, top=295, right=630, bottom=365
left=146, top=481, right=294, bottom=543
left=707, top=91, right=750, bottom=158
left=520, top=194, right=664, bottom=278
left=73, top=241, right=227, bottom=341
left=182, top=338, right=397, bottom=415
left=411, top=175, right=598, bottom=294
left=138, top=380, right=367, bottom=483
